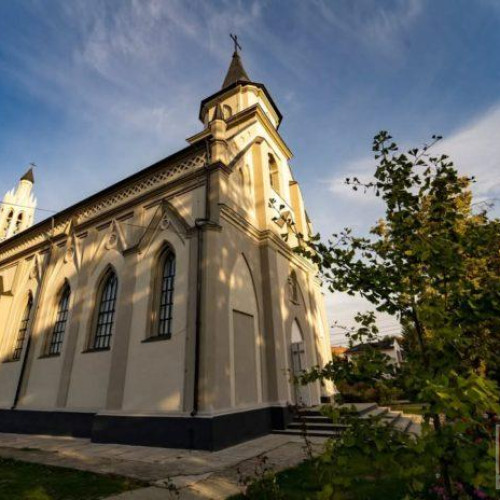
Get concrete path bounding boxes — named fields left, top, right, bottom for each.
left=0, top=432, right=327, bottom=499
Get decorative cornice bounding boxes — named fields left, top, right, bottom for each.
left=188, top=104, right=292, bottom=160
left=219, top=204, right=317, bottom=274
left=0, top=149, right=207, bottom=265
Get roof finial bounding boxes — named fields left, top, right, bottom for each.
left=230, top=33, right=242, bottom=54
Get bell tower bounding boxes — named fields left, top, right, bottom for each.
left=195, top=37, right=282, bottom=130
left=0, top=167, right=37, bottom=241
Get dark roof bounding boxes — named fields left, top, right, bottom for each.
left=346, top=337, right=397, bottom=354
left=222, top=51, right=250, bottom=88
left=199, top=51, right=283, bottom=128
left=21, top=167, right=34, bottom=183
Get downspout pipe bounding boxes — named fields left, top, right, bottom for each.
left=12, top=226, right=54, bottom=409
left=191, top=139, right=212, bottom=417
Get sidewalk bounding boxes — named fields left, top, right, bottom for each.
left=0, top=432, right=326, bottom=499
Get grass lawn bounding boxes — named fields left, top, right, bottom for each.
left=0, top=457, right=145, bottom=500
left=233, top=458, right=411, bottom=500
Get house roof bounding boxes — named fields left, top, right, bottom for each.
left=346, top=337, right=397, bottom=354
left=331, top=346, right=348, bottom=356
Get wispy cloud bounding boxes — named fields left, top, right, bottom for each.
left=439, top=104, right=500, bottom=206
left=321, top=102, right=500, bottom=337
left=314, top=0, right=424, bottom=58
left=327, top=102, right=500, bottom=214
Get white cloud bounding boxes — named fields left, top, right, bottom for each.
left=439, top=105, right=500, bottom=207
left=323, top=102, right=500, bottom=344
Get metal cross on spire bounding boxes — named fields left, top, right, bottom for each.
left=230, top=33, right=242, bottom=54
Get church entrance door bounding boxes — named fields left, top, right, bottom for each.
left=291, top=320, right=311, bottom=406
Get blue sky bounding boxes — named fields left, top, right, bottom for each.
left=1, top=0, right=499, bottom=342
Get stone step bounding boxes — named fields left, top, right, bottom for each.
left=272, top=429, right=344, bottom=438
left=344, top=402, right=379, bottom=415
left=392, top=416, right=413, bottom=433
left=295, top=407, right=325, bottom=417
left=287, top=422, right=348, bottom=432
left=381, top=411, right=402, bottom=423
left=292, top=415, right=333, bottom=424
left=407, top=421, right=422, bottom=436
left=361, top=406, right=389, bottom=419
left=281, top=403, right=418, bottom=438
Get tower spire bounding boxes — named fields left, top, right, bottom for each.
left=20, top=163, right=35, bottom=184
left=222, top=34, right=250, bottom=89
left=0, top=166, right=37, bottom=241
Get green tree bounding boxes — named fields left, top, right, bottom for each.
left=295, top=132, right=500, bottom=498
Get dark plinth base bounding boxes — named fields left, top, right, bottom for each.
left=0, top=409, right=94, bottom=437
left=0, top=405, right=291, bottom=451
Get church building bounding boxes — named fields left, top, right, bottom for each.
left=0, top=47, right=333, bottom=450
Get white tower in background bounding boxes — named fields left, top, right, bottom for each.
left=0, top=167, right=37, bottom=241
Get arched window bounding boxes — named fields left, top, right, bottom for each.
left=48, top=283, right=71, bottom=355
left=223, top=104, right=232, bottom=119
left=3, top=209, right=14, bottom=233
left=92, top=270, right=118, bottom=350
left=12, top=294, right=33, bottom=361
left=153, top=248, right=176, bottom=338
left=238, top=167, right=245, bottom=189
left=14, top=212, right=23, bottom=234
left=269, top=154, right=280, bottom=193
left=289, top=271, right=299, bottom=304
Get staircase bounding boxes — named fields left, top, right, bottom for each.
left=272, top=403, right=421, bottom=438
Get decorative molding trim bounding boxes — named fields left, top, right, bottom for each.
left=0, top=151, right=207, bottom=264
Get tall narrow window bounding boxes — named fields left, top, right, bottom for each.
left=14, top=212, right=23, bottom=235
left=3, top=210, right=14, bottom=234
left=269, top=154, right=280, bottom=193
left=289, top=271, right=299, bottom=304
left=156, top=249, right=176, bottom=338
left=223, top=104, right=232, bottom=119
left=48, top=284, right=71, bottom=355
left=93, top=271, right=118, bottom=350
left=12, top=294, right=33, bottom=361
left=238, top=168, right=245, bottom=190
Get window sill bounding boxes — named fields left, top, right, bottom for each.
left=39, top=353, right=61, bottom=359
left=142, top=335, right=171, bottom=344
left=82, top=347, right=111, bottom=354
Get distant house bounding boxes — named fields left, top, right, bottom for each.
left=331, top=346, right=348, bottom=357
left=345, top=337, right=404, bottom=366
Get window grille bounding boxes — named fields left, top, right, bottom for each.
left=157, top=251, right=175, bottom=337
left=93, top=272, right=118, bottom=349
left=48, top=284, right=71, bottom=355
left=12, top=295, right=33, bottom=361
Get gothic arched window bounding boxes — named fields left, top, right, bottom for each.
left=153, top=248, right=176, bottom=338
left=12, top=293, right=33, bottom=361
left=92, top=270, right=118, bottom=350
left=223, top=104, right=232, bottom=119
left=14, top=212, right=23, bottom=234
left=48, top=283, right=71, bottom=355
left=238, top=167, right=245, bottom=189
left=269, top=154, right=280, bottom=193
left=3, top=209, right=14, bottom=234
left=289, top=271, right=299, bottom=304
